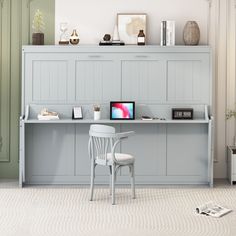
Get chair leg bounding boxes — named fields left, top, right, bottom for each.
left=90, top=161, right=95, bottom=201
left=112, top=164, right=116, bottom=205
left=109, top=166, right=112, bottom=196
left=130, top=164, right=136, bottom=199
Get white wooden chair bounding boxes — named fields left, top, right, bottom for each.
left=88, top=124, right=135, bottom=205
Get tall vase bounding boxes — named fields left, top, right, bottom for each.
left=183, top=21, right=200, bottom=45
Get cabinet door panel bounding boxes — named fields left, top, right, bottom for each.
left=32, top=60, right=68, bottom=101
left=167, top=124, right=208, bottom=177
left=25, top=54, right=75, bottom=104
left=120, top=124, right=166, bottom=176
left=167, top=59, right=210, bottom=103
left=75, top=59, right=120, bottom=102
left=75, top=124, right=94, bottom=177
left=121, top=60, right=166, bottom=102
left=26, top=124, right=75, bottom=180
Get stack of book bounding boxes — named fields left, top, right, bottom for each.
left=160, top=21, right=175, bottom=46
left=37, top=108, right=59, bottom=120
left=37, top=114, right=59, bottom=120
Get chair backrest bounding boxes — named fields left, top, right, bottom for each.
left=89, top=125, right=115, bottom=165
left=90, top=124, right=115, bottom=135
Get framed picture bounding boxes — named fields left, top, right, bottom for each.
left=117, top=13, right=147, bottom=45
left=73, top=106, right=83, bottom=119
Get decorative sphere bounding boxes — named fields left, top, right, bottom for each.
left=103, top=34, right=111, bottom=41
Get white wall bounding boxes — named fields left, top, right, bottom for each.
left=55, top=0, right=209, bottom=45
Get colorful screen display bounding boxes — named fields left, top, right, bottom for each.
left=110, top=102, right=135, bottom=120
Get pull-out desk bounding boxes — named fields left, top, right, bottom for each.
left=20, top=106, right=213, bottom=187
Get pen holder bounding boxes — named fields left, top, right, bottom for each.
left=93, top=105, right=101, bottom=120
left=94, top=111, right=101, bottom=120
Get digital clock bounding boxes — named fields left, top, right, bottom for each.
left=172, top=108, right=193, bottom=120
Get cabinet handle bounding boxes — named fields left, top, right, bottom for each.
left=135, top=55, right=148, bottom=58
left=89, top=55, right=102, bottom=58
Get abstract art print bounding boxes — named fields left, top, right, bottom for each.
left=117, top=13, right=147, bottom=45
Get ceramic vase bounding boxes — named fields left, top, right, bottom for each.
left=183, top=21, right=200, bottom=45
left=70, top=29, right=80, bottom=45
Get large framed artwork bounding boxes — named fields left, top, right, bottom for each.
left=117, top=13, right=147, bottom=45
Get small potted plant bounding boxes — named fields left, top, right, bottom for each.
left=93, top=105, right=101, bottom=120
left=32, top=9, right=45, bottom=45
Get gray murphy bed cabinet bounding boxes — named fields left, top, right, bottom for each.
left=20, top=46, right=214, bottom=187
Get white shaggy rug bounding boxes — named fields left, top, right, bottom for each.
left=0, top=183, right=236, bottom=236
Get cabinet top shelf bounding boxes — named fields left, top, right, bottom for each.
left=22, top=45, right=211, bottom=53
left=22, top=118, right=210, bottom=124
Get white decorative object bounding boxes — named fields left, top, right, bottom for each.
left=112, top=25, right=120, bottom=41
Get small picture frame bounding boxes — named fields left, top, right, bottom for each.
left=117, top=13, right=147, bottom=45
left=73, top=106, right=83, bottom=119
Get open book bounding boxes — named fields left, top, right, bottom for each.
left=196, top=201, right=232, bottom=218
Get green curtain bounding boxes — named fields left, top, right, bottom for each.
left=0, top=0, right=55, bottom=178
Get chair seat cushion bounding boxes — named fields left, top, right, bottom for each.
left=107, top=153, right=134, bottom=164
